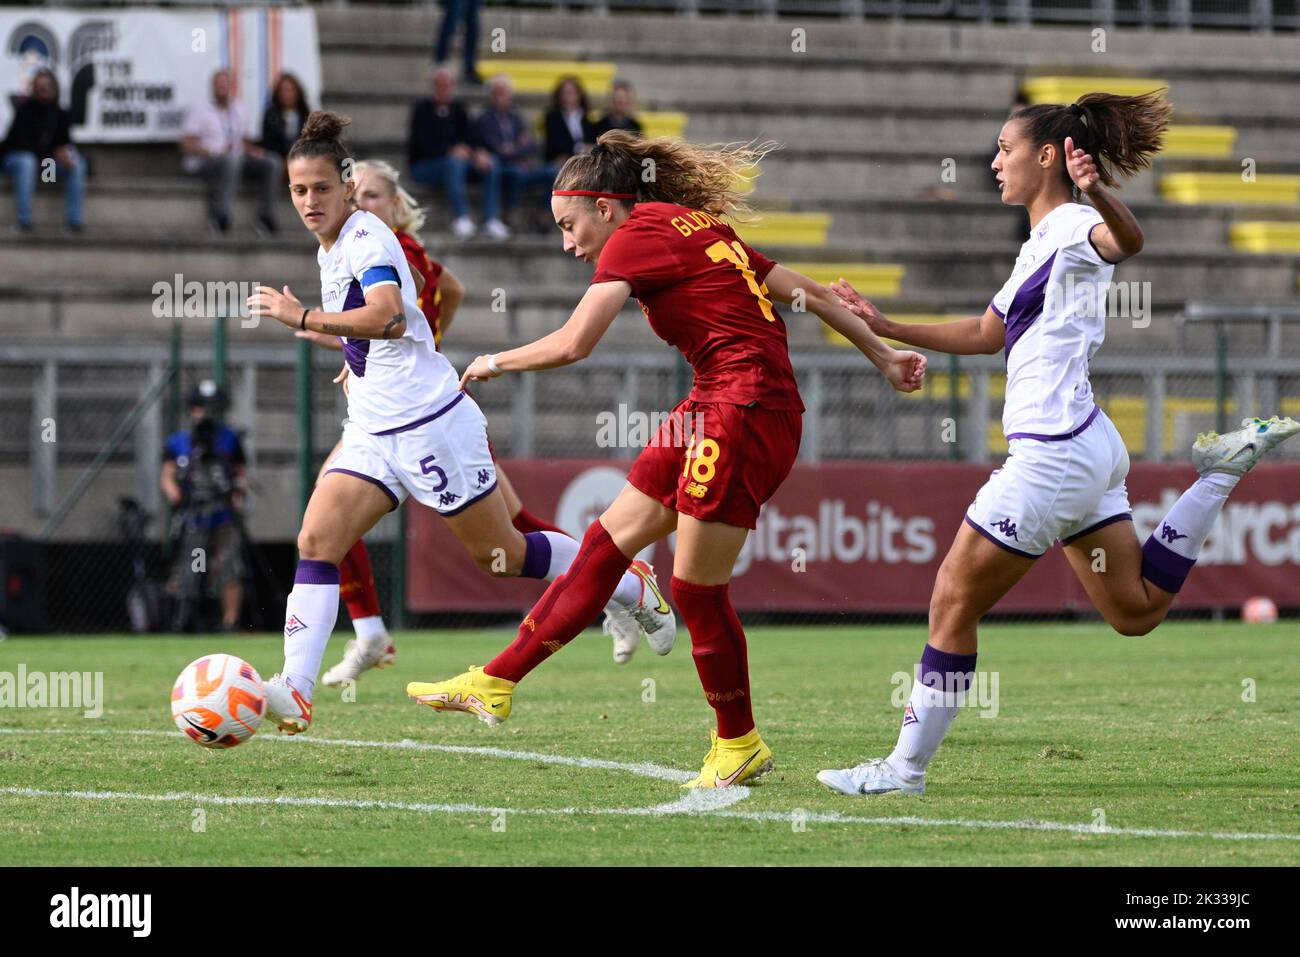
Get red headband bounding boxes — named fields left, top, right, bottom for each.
left=552, top=189, right=636, bottom=199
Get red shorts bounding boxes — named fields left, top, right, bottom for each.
left=626, top=399, right=802, bottom=529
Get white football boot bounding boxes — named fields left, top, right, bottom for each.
left=602, top=610, right=640, bottom=664
left=321, top=634, right=396, bottom=687
left=1193, top=416, right=1299, bottom=477
left=263, top=673, right=313, bottom=735
left=603, top=560, right=676, bottom=663
left=816, top=758, right=925, bottom=796
left=626, top=560, right=676, bottom=655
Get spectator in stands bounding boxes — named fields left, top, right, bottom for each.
left=472, top=75, right=556, bottom=229
left=260, top=72, right=311, bottom=161
left=433, top=0, right=484, bottom=85
left=409, top=66, right=508, bottom=239
left=0, top=69, right=85, bottom=233
left=179, top=69, right=280, bottom=235
left=161, top=381, right=248, bottom=633
left=544, top=76, right=597, bottom=164
left=591, top=80, right=644, bottom=139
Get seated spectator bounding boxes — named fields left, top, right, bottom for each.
left=260, top=72, right=311, bottom=160
left=0, top=68, right=85, bottom=233
left=408, top=66, right=508, bottom=239
left=179, top=69, right=280, bottom=235
left=543, top=76, right=597, bottom=164
left=472, top=75, right=557, bottom=228
left=591, top=80, right=644, bottom=139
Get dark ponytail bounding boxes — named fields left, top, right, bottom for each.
left=1014, top=90, right=1171, bottom=190
left=287, top=110, right=353, bottom=181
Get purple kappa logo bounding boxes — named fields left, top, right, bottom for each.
left=991, top=517, right=1019, bottom=541
left=285, top=614, right=307, bottom=637
left=477, top=468, right=491, bottom=486
left=1160, top=523, right=1189, bottom=543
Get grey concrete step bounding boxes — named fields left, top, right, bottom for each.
left=17, top=179, right=1272, bottom=251
left=2, top=229, right=1293, bottom=300
left=315, top=8, right=1300, bottom=70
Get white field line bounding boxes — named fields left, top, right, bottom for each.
left=3, top=728, right=1299, bottom=841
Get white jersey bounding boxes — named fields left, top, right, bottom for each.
left=317, top=209, right=461, bottom=434
left=990, top=202, right=1115, bottom=439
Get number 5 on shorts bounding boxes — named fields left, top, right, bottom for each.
left=419, top=454, right=449, bottom=492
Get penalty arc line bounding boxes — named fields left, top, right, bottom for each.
left=3, top=728, right=1299, bottom=841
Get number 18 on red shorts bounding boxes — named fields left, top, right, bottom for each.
left=626, top=399, right=802, bottom=530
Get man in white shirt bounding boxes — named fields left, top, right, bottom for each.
left=180, top=70, right=280, bottom=235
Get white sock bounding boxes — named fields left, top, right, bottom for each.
left=607, top=564, right=647, bottom=609
left=1153, top=473, right=1239, bottom=561
left=523, top=530, right=644, bottom=610
left=283, top=560, right=340, bottom=697
left=887, top=681, right=964, bottom=782
left=351, top=614, right=389, bottom=644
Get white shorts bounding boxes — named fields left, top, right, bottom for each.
left=325, top=392, right=498, bottom=516
left=965, top=408, right=1132, bottom=558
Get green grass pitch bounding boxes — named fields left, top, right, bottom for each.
left=1, top=623, right=1297, bottom=866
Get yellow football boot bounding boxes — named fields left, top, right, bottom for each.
left=406, top=666, right=515, bottom=727
left=681, top=728, right=773, bottom=789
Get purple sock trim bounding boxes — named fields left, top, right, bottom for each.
left=919, top=644, right=977, bottom=692
left=1141, top=536, right=1195, bottom=594
left=295, top=559, right=339, bottom=586
left=520, top=531, right=552, bottom=580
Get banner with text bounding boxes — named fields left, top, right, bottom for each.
left=407, top=460, right=1300, bottom=614
left=0, top=7, right=321, bottom=142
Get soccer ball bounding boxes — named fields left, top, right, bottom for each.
left=1241, top=596, right=1279, bottom=625
left=171, top=654, right=266, bottom=748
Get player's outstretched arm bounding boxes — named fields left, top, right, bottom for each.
left=460, top=280, right=630, bottom=387
left=248, top=283, right=408, bottom=340
left=764, top=265, right=926, bottom=393
left=830, top=277, right=1005, bottom=357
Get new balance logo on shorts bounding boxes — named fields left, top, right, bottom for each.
left=284, top=614, right=307, bottom=636
left=1160, top=522, right=1189, bottom=543
left=991, top=517, right=1020, bottom=540
left=902, top=703, right=918, bottom=726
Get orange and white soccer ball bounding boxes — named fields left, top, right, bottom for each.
left=1241, top=596, right=1279, bottom=625
left=171, top=654, right=266, bottom=748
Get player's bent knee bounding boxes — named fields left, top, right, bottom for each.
left=1109, top=611, right=1160, bottom=637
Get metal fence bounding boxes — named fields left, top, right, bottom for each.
left=2, top=303, right=1297, bottom=631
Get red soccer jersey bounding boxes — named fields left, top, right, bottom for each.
left=590, top=202, right=804, bottom=412
left=397, top=230, right=446, bottom=346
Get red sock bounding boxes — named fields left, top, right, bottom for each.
left=486, top=520, right=631, bottom=682
left=338, top=539, right=382, bottom=621
left=671, top=577, right=754, bottom=739
left=512, top=507, right=567, bottom=536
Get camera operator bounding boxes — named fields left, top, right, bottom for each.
left=161, top=381, right=249, bottom=632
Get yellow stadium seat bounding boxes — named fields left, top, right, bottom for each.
left=1161, top=125, right=1237, bottom=158
left=1230, top=221, right=1300, bottom=253
left=1021, top=77, right=1167, bottom=104
left=736, top=212, right=832, bottom=247
left=782, top=262, right=902, bottom=295
left=1161, top=173, right=1300, bottom=205
left=486, top=59, right=616, bottom=96
left=638, top=111, right=688, bottom=140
